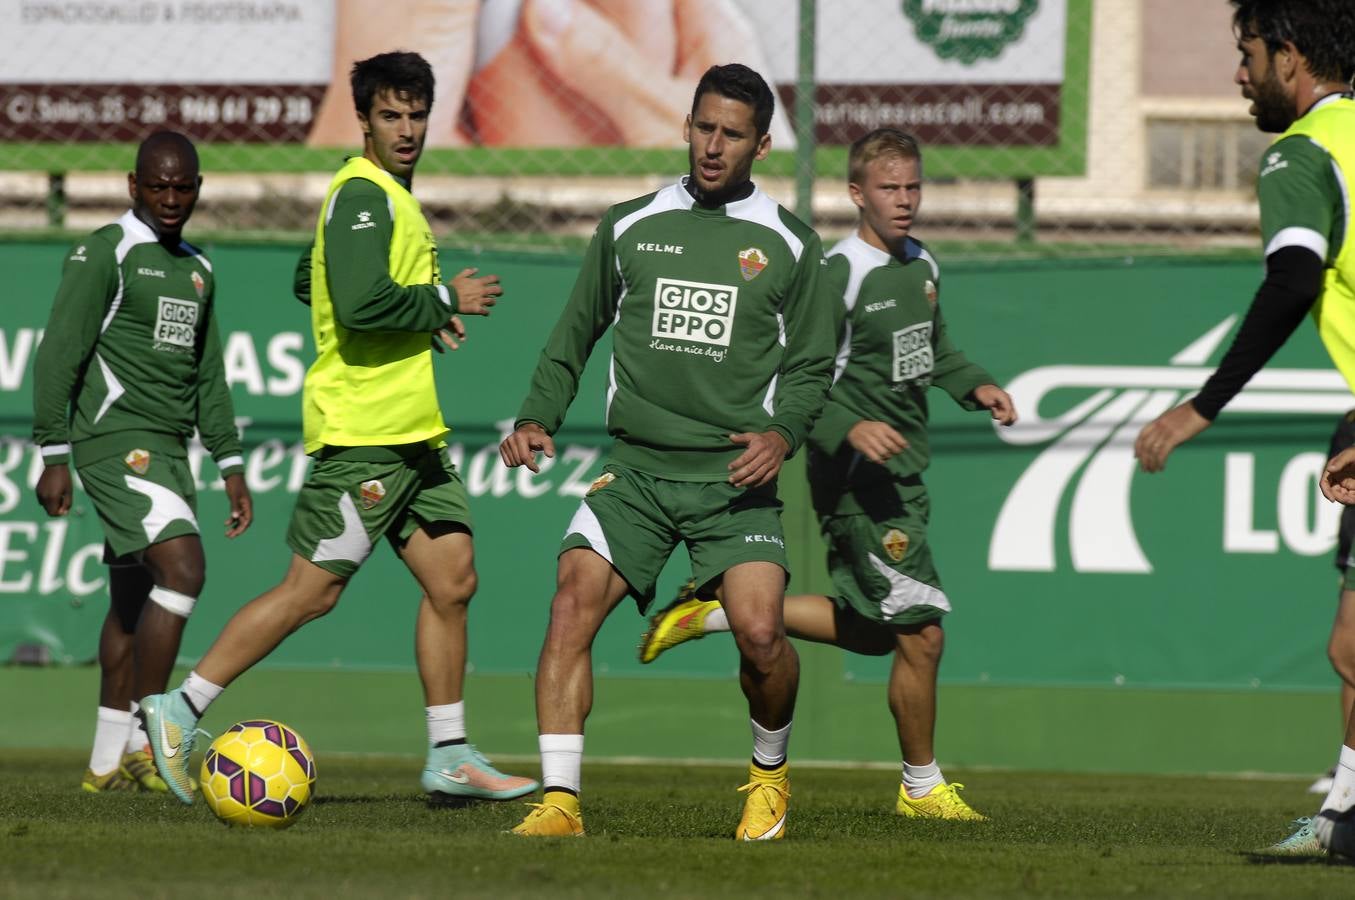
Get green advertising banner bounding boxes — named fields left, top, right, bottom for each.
left=0, top=242, right=1343, bottom=696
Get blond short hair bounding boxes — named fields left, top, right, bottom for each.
left=848, top=128, right=923, bottom=184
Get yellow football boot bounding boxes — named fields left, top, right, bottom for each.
left=510, top=792, right=585, bottom=837
left=736, top=763, right=790, bottom=840
left=120, top=748, right=170, bottom=793
left=895, top=782, right=988, bottom=821
left=638, top=580, right=722, bottom=664
left=81, top=767, right=135, bottom=793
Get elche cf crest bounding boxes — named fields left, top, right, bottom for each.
left=191, top=270, right=206, bottom=300
left=738, top=247, right=768, bottom=282
left=124, top=448, right=150, bottom=474
left=882, top=528, right=909, bottom=562
left=359, top=480, right=386, bottom=509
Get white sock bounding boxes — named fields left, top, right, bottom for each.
left=90, top=707, right=132, bottom=775
left=125, top=701, right=150, bottom=753
left=180, top=670, right=223, bottom=716
left=1321, top=745, right=1355, bottom=813
left=751, top=719, right=791, bottom=768
left=903, top=759, right=945, bottom=799
left=703, top=606, right=730, bottom=633
left=539, top=733, right=584, bottom=793
left=426, top=701, right=467, bottom=745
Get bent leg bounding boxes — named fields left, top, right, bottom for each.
left=889, top=619, right=945, bottom=766
left=783, top=593, right=896, bottom=656
left=536, top=548, right=631, bottom=735
left=722, top=561, right=797, bottom=731
left=401, top=524, right=476, bottom=708
left=193, top=554, right=347, bottom=688
left=135, top=535, right=206, bottom=700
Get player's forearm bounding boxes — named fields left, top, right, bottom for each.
left=323, top=187, right=450, bottom=333
left=1192, top=246, right=1323, bottom=420
left=293, top=244, right=313, bottom=307
left=807, top=399, right=863, bottom=455
left=194, top=315, right=245, bottom=475
left=326, top=253, right=451, bottom=332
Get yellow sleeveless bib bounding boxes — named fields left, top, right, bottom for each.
left=304, top=157, right=446, bottom=451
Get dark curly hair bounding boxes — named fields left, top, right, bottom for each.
left=350, top=51, right=435, bottom=117
left=1231, top=0, right=1355, bottom=84
left=690, top=64, right=776, bottom=138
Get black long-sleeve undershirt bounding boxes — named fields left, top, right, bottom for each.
left=1190, top=245, right=1327, bottom=420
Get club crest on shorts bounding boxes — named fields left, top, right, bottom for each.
left=882, top=528, right=909, bottom=562
left=359, top=479, right=386, bottom=509
left=924, top=280, right=938, bottom=309
left=124, top=448, right=150, bottom=474
left=191, top=270, right=206, bottom=300
left=738, top=247, right=768, bottom=282
left=587, top=472, right=616, bottom=495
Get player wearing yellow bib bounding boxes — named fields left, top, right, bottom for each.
left=141, top=51, right=535, bottom=807
left=1133, top=0, right=1355, bottom=857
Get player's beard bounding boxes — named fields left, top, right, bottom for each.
left=1250, top=69, right=1294, bottom=134
left=686, top=143, right=755, bottom=207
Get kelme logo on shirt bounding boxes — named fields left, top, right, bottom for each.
left=1260, top=151, right=1288, bottom=178
left=70, top=245, right=87, bottom=262
left=153, top=297, right=200, bottom=351
left=359, top=479, right=386, bottom=509
left=352, top=210, right=376, bottom=231
left=892, top=322, right=934, bottom=382
left=652, top=277, right=739, bottom=348
left=738, top=247, right=768, bottom=281
left=124, top=449, right=150, bottom=475
left=882, top=528, right=909, bottom=562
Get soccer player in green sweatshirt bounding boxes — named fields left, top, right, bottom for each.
left=33, top=131, right=253, bottom=794
left=639, top=128, right=1017, bottom=822
left=141, top=51, right=535, bottom=807
left=499, top=63, right=837, bottom=840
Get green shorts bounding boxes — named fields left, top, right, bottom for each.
left=287, top=446, right=472, bottom=578
left=822, top=489, right=951, bottom=626
left=561, top=464, right=787, bottom=611
left=77, top=448, right=199, bottom=557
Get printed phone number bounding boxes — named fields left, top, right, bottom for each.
left=4, top=92, right=313, bottom=126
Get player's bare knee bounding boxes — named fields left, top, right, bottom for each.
left=1329, top=634, right=1355, bottom=684
left=428, top=569, right=477, bottom=614
left=734, top=623, right=787, bottom=672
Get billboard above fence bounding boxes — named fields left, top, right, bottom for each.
left=0, top=0, right=1088, bottom=178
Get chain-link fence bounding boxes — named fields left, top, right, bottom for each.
left=0, top=0, right=1268, bottom=259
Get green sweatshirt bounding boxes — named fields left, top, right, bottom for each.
left=809, top=234, right=993, bottom=515
left=31, top=211, right=243, bottom=474
left=515, top=178, right=837, bottom=481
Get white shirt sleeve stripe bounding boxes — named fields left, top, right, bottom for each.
left=1265, top=226, right=1329, bottom=261
left=41, top=444, right=71, bottom=458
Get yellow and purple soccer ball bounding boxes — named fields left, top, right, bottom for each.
left=200, top=719, right=317, bottom=828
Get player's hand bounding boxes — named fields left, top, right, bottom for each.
left=451, top=267, right=501, bottom=316
left=728, top=431, right=789, bottom=488
left=223, top=473, right=253, bottom=538
left=433, top=315, right=467, bottom=353
left=1134, top=401, right=1211, bottom=473
left=499, top=422, right=556, bottom=473
left=846, top=420, right=909, bottom=465
left=1322, top=448, right=1355, bottom=504
left=35, top=464, right=72, bottom=517
left=974, top=384, right=1018, bottom=426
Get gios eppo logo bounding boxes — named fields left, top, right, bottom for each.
left=987, top=317, right=1350, bottom=574
left=652, top=277, right=739, bottom=347
left=154, top=296, right=199, bottom=351
left=901, top=0, right=1039, bottom=64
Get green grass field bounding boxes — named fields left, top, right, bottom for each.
left=2, top=748, right=1351, bottom=899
